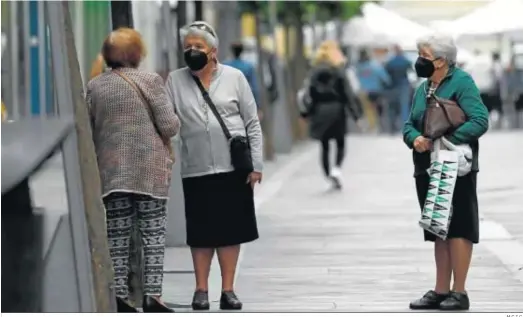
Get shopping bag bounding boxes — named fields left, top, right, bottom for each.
left=419, top=139, right=459, bottom=240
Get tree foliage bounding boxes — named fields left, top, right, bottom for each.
left=238, top=1, right=379, bottom=23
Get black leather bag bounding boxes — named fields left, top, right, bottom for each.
left=191, top=75, right=254, bottom=173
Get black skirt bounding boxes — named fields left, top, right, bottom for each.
left=183, top=171, right=259, bottom=248
left=415, top=172, right=479, bottom=244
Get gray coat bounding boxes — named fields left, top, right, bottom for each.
left=86, top=68, right=180, bottom=199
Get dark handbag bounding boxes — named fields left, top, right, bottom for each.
left=423, top=94, right=466, bottom=140
left=191, top=75, right=254, bottom=173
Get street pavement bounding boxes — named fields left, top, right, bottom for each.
left=29, top=131, right=523, bottom=312
left=163, top=131, right=523, bottom=312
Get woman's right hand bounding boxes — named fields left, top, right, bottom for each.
left=413, top=136, right=432, bottom=153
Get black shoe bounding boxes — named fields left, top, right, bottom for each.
left=143, top=295, right=175, bottom=313
left=116, top=297, right=139, bottom=313
left=220, top=291, right=242, bottom=310
left=439, top=291, right=470, bottom=311
left=409, top=290, right=449, bottom=310
left=192, top=290, right=210, bottom=311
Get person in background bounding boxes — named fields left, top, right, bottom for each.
left=489, top=52, right=504, bottom=127
left=464, top=51, right=498, bottom=126
left=299, top=40, right=362, bottom=190
left=165, top=21, right=263, bottom=311
left=403, top=33, right=488, bottom=311
left=262, top=48, right=279, bottom=106
left=223, top=42, right=261, bottom=118
left=385, top=44, right=413, bottom=133
left=505, top=56, right=523, bottom=128
left=87, top=27, right=180, bottom=313
left=355, top=49, right=391, bottom=133
left=2, top=101, right=7, bottom=121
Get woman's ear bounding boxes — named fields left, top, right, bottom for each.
left=434, top=58, right=446, bottom=70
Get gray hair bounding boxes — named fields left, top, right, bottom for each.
left=179, top=21, right=219, bottom=48
left=416, top=33, right=457, bottom=66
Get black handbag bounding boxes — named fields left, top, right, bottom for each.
left=191, top=75, right=254, bottom=173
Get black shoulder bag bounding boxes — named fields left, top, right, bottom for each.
left=191, top=75, right=254, bottom=173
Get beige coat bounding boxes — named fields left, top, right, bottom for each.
left=86, top=68, right=180, bottom=199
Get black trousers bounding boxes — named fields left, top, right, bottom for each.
left=320, top=133, right=346, bottom=177
left=480, top=92, right=502, bottom=113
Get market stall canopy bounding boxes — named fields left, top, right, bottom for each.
left=440, top=0, right=523, bottom=37
left=360, top=2, right=433, bottom=50
left=341, top=16, right=387, bottom=47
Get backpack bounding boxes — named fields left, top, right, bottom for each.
left=309, top=65, right=340, bottom=103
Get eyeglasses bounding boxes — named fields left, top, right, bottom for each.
left=189, top=22, right=216, bottom=38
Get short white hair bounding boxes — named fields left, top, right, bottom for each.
left=179, top=21, right=219, bottom=48
left=416, top=33, right=457, bottom=66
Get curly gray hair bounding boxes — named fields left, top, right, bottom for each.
left=179, top=21, right=219, bottom=48
left=416, top=33, right=457, bottom=66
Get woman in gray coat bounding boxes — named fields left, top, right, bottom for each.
left=165, top=21, right=263, bottom=311
left=87, top=27, right=180, bottom=313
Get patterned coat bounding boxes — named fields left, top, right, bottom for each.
left=86, top=68, right=180, bottom=199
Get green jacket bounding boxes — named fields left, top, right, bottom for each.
left=402, top=66, right=489, bottom=176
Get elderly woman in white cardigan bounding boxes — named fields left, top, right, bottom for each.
left=165, top=21, right=263, bottom=311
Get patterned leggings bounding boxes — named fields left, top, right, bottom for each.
left=103, top=192, right=167, bottom=298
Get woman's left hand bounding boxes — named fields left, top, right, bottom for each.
left=247, top=171, right=263, bottom=189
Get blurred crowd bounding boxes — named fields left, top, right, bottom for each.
left=327, top=44, right=523, bottom=135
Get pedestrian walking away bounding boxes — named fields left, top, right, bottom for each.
left=165, top=21, right=263, bottom=311
left=298, top=40, right=363, bottom=190
left=87, top=27, right=180, bottom=313
left=403, top=33, right=489, bottom=311
left=355, top=49, right=391, bottom=133
left=385, top=44, right=413, bottom=132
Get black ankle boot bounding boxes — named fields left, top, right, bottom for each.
left=220, top=291, right=242, bottom=310
left=409, top=290, right=449, bottom=310
left=142, top=295, right=174, bottom=313
left=116, top=297, right=138, bottom=313
left=191, top=290, right=210, bottom=310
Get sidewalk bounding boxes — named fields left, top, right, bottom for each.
left=161, top=141, right=316, bottom=309
left=162, top=132, right=523, bottom=312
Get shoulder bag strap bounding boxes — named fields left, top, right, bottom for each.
left=191, top=74, right=232, bottom=140
left=113, top=70, right=162, bottom=134
left=113, top=70, right=174, bottom=160
left=113, top=70, right=149, bottom=108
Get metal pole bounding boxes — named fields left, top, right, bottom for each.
left=161, top=2, right=176, bottom=71
left=176, top=0, right=187, bottom=67
left=23, top=1, right=31, bottom=117
left=110, top=1, right=134, bottom=29
left=269, top=1, right=293, bottom=154
left=29, top=0, right=41, bottom=117
left=37, top=0, right=46, bottom=118
left=194, top=0, right=203, bottom=21
left=8, top=1, right=20, bottom=120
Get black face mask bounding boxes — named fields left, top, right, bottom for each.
left=184, top=49, right=209, bottom=71
left=415, top=56, right=436, bottom=78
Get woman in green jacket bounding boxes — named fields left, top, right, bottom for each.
left=402, top=34, right=489, bottom=311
